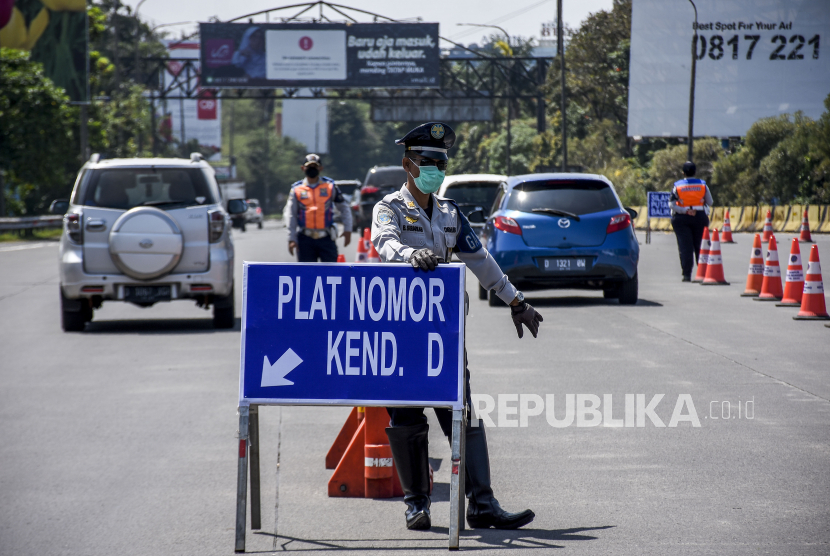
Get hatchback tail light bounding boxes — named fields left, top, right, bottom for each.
left=493, top=216, right=522, bottom=235
left=607, top=213, right=631, bottom=234
left=207, top=209, right=226, bottom=242
left=256, top=207, right=262, bottom=215
left=361, top=186, right=379, bottom=195
left=65, top=212, right=82, bottom=244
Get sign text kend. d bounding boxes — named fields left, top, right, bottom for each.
left=200, top=22, right=440, bottom=88
left=239, top=262, right=466, bottom=409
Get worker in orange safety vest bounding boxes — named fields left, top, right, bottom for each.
left=670, top=161, right=713, bottom=281
left=285, top=154, right=352, bottom=262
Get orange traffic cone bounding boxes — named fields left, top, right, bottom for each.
left=776, top=239, right=804, bottom=307
left=761, top=210, right=773, bottom=242
left=794, top=245, right=830, bottom=320
left=721, top=210, right=735, bottom=243
left=337, top=254, right=346, bottom=263
left=692, top=228, right=710, bottom=283
left=741, top=234, right=764, bottom=297
left=702, top=229, right=729, bottom=285
left=799, top=208, right=813, bottom=243
left=355, top=231, right=368, bottom=263
left=754, top=234, right=783, bottom=301
left=327, top=407, right=406, bottom=498
left=367, top=239, right=381, bottom=263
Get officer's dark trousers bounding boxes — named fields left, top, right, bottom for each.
left=671, top=211, right=710, bottom=278
left=386, top=361, right=472, bottom=433
left=296, top=234, right=338, bottom=263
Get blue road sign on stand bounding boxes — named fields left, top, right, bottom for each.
left=239, top=262, right=466, bottom=409
left=648, top=192, right=672, bottom=218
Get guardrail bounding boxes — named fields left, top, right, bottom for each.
left=631, top=205, right=830, bottom=234
left=0, top=215, right=63, bottom=232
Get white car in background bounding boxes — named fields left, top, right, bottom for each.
left=52, top=153, right=247, bottom=331
left=438, top=174, right=507, bottom=230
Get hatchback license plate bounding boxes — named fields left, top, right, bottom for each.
left=541, top=258, right=590, bottom=272
left=124, top=285, right=171, bottom=303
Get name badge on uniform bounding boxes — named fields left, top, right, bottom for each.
left=318, top=187, right=329, bottom=197
left=299, top=190, right=309, bottom=200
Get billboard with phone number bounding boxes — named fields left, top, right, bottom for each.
left=199, top=22, right=439, bottom=89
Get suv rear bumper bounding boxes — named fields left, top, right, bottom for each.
left=59, top=242, right=233, bottom=300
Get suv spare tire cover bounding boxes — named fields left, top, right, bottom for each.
left=109, top=207, right=183, bottom=280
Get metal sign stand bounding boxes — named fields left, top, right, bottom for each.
left=234, top=404, right=466, bottom=552
left=646, top=216, right=651, bottom=244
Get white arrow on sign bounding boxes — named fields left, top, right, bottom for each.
left=260, top=348, right=303, bottom=387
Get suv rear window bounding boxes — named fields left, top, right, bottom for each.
left=444, top=181, right=501, bottom=210
left=81, top=168, right=216, bottom=210
left=506, top=180, right=619, bottom=216
left=364, top=167, right=407, bottom=187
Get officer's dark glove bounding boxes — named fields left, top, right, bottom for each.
left=511, top=301, right=543, bottom=339
left=409, top=248, right=440, bottom=271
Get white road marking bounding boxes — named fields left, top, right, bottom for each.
left=0, top=242, right=58, bottom=253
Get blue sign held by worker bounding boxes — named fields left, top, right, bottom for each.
left=239, top=262, right=466, bottom=409
left=648, top=191, right=672, bottom=218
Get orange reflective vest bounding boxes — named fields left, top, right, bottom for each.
left=294, top=180, right=335, bottom=230
left=673, top=179, right=706, bottom=207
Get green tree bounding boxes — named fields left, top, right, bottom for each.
left=0, top=48, right=77, bottom=214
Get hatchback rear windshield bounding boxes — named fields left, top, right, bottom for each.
left=444, top=182, right=501, bottom=210
left=364, top=168, right=407, bottom=187
left=81, top=168, right=216, bottom=210
left=505, top=180, right=619, bottom=216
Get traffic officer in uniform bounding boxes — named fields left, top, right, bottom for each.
left=670, top=161, right=713, bottom=281
left=372, top=122, right=543, bottom=531
left=285, top=154, right=352, bottom=262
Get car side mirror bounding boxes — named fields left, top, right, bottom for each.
left=466, top=208, right=486, bottom=224
left=228, top=199, right=248, bottom=215
left=50, top=199, right=69, bottom=215
left=625, top=207, right=638, bottom=220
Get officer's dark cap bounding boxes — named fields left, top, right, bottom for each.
left=682, top=161, right=696, bottom=176
left=396, top=122, right=456, bottom=161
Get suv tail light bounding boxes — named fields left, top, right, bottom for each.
left=256, top=207, right=262, bottom=214
left=361, top=186, right=379, bottom=195
left=65, top=212, right=82, bottom=244
left=207, top=209, right=226, bottom=242
left=493, top=215, right=522, bottom=235
left=607, top=213, right=631, bottom=234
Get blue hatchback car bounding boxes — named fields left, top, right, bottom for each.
left=478, top=173, right=640, bottom=305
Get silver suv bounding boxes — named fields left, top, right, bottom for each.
left=54, top=154, right=247, bottom=331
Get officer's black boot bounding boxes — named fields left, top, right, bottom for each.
left=464, top=425, right=535, bottom=529
left=386, top=424, right=431, bottom=530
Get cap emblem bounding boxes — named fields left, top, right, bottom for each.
left=430, top=124, right=445, bottom=139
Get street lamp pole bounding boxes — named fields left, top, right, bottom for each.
left=457, top=23, right=513, bottom=175
left=134, top=0, right=148, bottom=155
left=687, top=0, right=698, bottom=162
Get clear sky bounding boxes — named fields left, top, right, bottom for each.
left=125, top=0, right=614, bottom=45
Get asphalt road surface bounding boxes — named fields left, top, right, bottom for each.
left=1, top=223, right=829, bottom=555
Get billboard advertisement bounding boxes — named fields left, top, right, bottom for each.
left=159, top=40, right=222, bottom=159
left=199, top=22, right=439, bottom=88
left=1, top=0, right=88, bottom=102
left=628, top=0, right=830, bottom=138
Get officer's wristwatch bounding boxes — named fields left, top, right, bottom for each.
left=511, top=291, right=525, bottom=311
